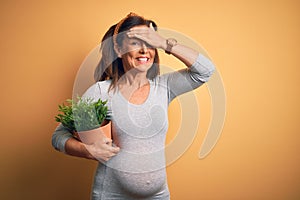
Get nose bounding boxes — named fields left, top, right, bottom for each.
left=139, top=42, right=148, bottom=54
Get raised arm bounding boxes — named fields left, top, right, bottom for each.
left=127, top=25, right=215, bottom=101
left=127, top=23, right=202, bottom=67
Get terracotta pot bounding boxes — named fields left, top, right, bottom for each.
left=76, top=121, right=111, bottom=145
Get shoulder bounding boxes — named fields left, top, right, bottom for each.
left=97, top=79, right=112, bottom=90
left=152, top=74, right=167, bottom=85
left=82, top=80, right=112, bottom=100
left=149, top=76, right=169, bottom=93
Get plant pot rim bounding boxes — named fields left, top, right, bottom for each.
left=73, top=120, right=110, bottom=134
left=73, top=121, right=111, bottom=142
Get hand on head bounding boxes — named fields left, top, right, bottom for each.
left=126, top=23, right=165, bottom=49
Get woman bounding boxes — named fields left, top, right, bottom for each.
left=52, top=13, right=215, bottom=200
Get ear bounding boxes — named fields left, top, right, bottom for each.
left=114, top=44, right=122, bottom=58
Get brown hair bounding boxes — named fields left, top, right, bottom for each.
left=94, top=13, right=160, bottom=91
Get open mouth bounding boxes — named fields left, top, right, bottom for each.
left=136, top=57, right=150, bottom=63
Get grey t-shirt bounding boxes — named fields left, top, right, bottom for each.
left=52, top=54, right=215, bottom=199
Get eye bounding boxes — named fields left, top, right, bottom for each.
left=145, top=43, right=154, bottom=49
left=131, top=41, right=139, bottom=46
left=129, top=39, right=142, bottom=47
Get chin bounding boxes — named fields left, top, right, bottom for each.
left=135, top=64, right=152, bottom=72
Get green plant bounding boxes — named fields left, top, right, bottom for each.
left=55, top=97, right=108, bottom=132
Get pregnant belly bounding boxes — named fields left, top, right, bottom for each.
left=106, top=147, right=167, bottom=197
left=113, top=169, right=167, bottom=197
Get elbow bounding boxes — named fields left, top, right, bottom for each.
left=206, top=62, right=216, bottom=81
left=194, top=54, right=216, bottom=83
left=51, top=123, right=71, bottom=153
left=51, top=131, right=61, bottom=152
left=191, top=65, right=215, bottom=83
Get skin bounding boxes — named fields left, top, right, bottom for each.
left=65, top=24, right=200, bottom=161
left=115, top=28, right=156, bottom=104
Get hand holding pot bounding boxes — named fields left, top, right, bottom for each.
left=83, top=137, right=120, bottom=162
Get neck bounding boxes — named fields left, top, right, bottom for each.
left=119, top=69, right=149, bottom=88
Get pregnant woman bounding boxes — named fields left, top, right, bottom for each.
left=52, top=13, right=215, bottom=200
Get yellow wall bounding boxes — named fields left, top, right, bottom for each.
left=1, top=0, right=300, bottom=199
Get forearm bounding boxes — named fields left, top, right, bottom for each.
left=161, top=41, right=199, bottom=67
left=65, top=137, right=95, bottom=160
left=160, top=38, right=215, bottom=83
left=163, top=50, right=216, bottom=102
left=52, top=123, right=95, bottom=160
left=127, top=26, right=200, bottom=66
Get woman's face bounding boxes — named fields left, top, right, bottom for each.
left=118, top=25, right=156, bottom=73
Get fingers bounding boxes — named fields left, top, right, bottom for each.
left=99, top=140, right=120, bottom=154
left=127, top=29, right=153, bottom=48
left=127, top=26, right=164, bottom=49
left=126, top=31, right=145, bottom=40
left=100, top=151, right=117, bottom=162
left=98, top=147, right=119, bottom=162
left=110, top=145, right=120, bottom=153
left=103, top=137, right=112, bottom=145
left=83, top=139, right=120, bottom=162
left=102, top=138, right=120, bottom=152
left=127, top=27, right=151, bottom=38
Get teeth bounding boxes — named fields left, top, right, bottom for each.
left=137, top=57, right=148, bottom=61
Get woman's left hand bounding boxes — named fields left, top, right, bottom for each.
left=126, top=23, right=166, bottom=49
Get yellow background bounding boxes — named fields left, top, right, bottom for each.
left=1, top=0, right=299, bottom=199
